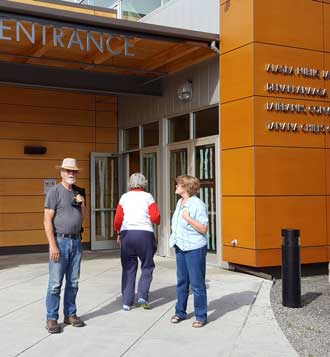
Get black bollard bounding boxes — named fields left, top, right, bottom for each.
left=281, top=229, right=301, bottom=308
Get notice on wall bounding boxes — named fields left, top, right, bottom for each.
left=44, top=179, right=57, bottom=195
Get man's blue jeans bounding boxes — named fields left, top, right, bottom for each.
left=46, top=237, right=83, bottom=321
left=175, top=245, right=207, bottom=323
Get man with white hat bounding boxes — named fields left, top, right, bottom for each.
left=44, top=158, right=87, bottom=333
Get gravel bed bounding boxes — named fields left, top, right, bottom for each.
left=270, top=274, right=330, bottom=357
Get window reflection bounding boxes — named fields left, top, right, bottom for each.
left=168, top=114, right=190, bottom=143
left=124, top=127, right=139, bottom=151
left=194, top=106, right=219, bottom=138
left=142, top=122, right=159, bottom=147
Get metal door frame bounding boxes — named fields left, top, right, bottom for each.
left=191, top=136, right=221, bottom=265
left=165, top=141, right=193, bottom=258
left=164, top=136, right=221, bottom=264
left=90, top=152, right=125, bottom=250
left=140, top=146, right=161, bottom=250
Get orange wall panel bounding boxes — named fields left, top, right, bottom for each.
left=221, top=0, right=330, bottom=267
left=0, top=87, right=118, bottom=249
left=0, top=122, right=95, bottom=143
left=222, top=197, right=255, bottom=249
left=0, top=179, right=89, bottom=196
left=254, top=0, right=323, bottom=51
left=300, top=246, right=328, bottom=263
left=0, top=159, right=90, bottom=179
left=0, top=140, right=95, bottom=160
left=326, top=197, right=330, bottom=244
left=222, top=246, right=256, bottom=266
left=222, top=147, right=255, bottom=196
left=220, top=44, right=254, bottom=104
left=325, top=150, right=330, bottom=194
left=255, top=246, right=328, bottom=268
left=321, top=53, right=330, bottom=104
left=0, top=86, right=95, bottom=110
left=0, top=104, right=95, bottom=127
left=220, top=0, right=254, bottom=54
left=256, top=196, right=327, bottom=249
left=322, top=3, right=330, bottom=52
left=95, top=127, right=118, bottom=144
left=256, top=249, right=281, bottom=267
left=221, top=97, right=254, bottom=149
left=255, top=147, right=326, bottom=196
left=0, top=229, right=91, bottom=247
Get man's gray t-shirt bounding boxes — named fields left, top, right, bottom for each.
left=45, top=183, right=83, bottom=235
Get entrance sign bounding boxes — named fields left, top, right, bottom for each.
left=0, top=17, right=135, bottom=56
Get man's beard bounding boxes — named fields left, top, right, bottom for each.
left=65, top=177, right=76, bottom=185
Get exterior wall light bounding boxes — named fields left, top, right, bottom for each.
left=177, top=80, right=193, bottom=101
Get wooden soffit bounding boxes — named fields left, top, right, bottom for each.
left=0, top=1, right=219, bottom=79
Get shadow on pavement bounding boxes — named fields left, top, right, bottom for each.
left=81, top=284, right=178, bottom=322
left=301, top=292, right=322, bottom=307
left=81, top=287, right=257, bottom=325
left=208, top=291, right=257, bottom=322
left=81, top=295, right=123, bottom=321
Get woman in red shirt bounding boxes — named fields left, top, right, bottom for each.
left=114, top=173, right=160, bottom=311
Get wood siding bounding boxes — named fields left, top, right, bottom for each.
left=0, top=86, right=117, bottom=248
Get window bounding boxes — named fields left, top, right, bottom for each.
left=168, top=114, right=190, bottom=143
left=123, top=126, right=139, bottom=151
left=142, top=122, right=159, bottom=147
left=76, top=0, right=117, bottom=6
left=194, top=107, right=219, bottom=138
left=122, top=0, right=161, bottom=20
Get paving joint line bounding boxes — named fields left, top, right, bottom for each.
left=228, top=280, right=264, bottom=357
left=0, top=267, right=117, bottom=319
left=0, top=273, right=49, bottom=292
left=120, top=302, right=176, bottom=357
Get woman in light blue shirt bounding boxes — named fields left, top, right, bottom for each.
left=169, top=175, right=208, bottom=327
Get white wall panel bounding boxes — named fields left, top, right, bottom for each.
left=118, top=57, right=219, bottom=128
left=141, top=0, right=219, bottom=35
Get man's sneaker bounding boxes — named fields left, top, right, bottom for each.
left=122, top=304, right=132, bottom=311
left=46, top=320, right=62, bottom=334
left=63, top=315, right=86, bottom=327
left=137, top=298, right=151, bottom=310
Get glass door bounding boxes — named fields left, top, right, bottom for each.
left=141, top=148, right=159, bottom=241
left=166, top=138, right=220, bottom=262
left=169, top=145, right=191, bottom=216
left=193, top=137, right=220, bottom=264
left=91, top=153, right=125, bottom=250
left=194, top=142, right=217, bottom=253
left=166, top=143, right=192, bottom=257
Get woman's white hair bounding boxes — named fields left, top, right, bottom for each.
left=128, top=173, right=148, bottom=190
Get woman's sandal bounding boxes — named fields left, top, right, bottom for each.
left=192, top=320, right=206, bottom=328
left=170, top=315, right=185, bottom=324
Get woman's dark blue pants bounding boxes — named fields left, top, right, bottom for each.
left=120, top=230, right=156, bottom=306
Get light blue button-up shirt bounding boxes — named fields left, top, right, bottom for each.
left=169, top=195, right=208, bottom=251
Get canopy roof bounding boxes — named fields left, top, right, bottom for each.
left=0, top=1, right=219, bottom=95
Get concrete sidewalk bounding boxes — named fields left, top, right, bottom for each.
left=0, top=251, right=297, bottom=357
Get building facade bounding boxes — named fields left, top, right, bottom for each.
left=0, top=0, right=329, bottom=268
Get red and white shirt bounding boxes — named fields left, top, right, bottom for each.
left=114, top=189, right=160, bottom=233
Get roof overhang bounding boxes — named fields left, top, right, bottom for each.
left=0, top=1, right=219, bottom=96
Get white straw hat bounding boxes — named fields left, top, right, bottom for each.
left=56, top=158, right=80, bottom=171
